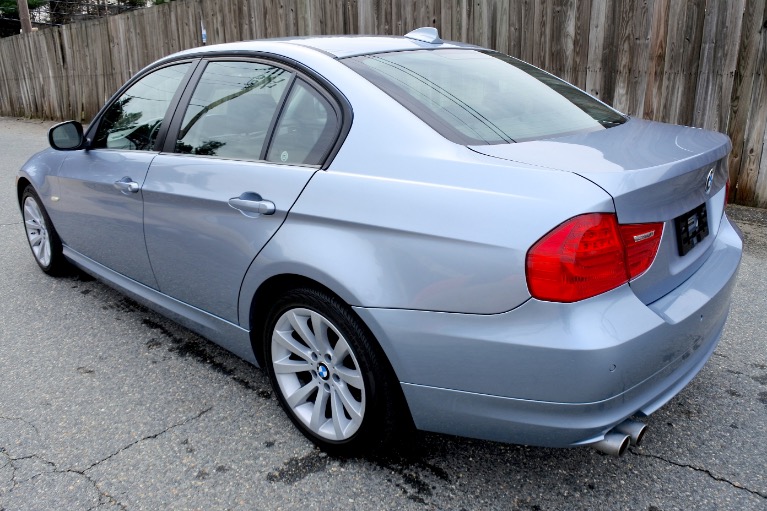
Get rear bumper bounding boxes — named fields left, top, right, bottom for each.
left=354, top=214, right=742, bottom=447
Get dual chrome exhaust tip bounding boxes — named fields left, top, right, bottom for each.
left=591, top=419, right=648, bottom=456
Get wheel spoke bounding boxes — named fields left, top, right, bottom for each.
left=330, top=388, right=346, bottom=438
left=309, top=386, right=330, bottom=431
left=286, top=380, right=317, bottom=408
left=310, top=311, right=334, bottom=353
left=272, top=330, right=312, bottom=362
left=272, top=356, right=311, bottom=374
left=334, top=383, right=363, bottom=423
left=287, top=310, right=321, bottom=353
left=27, top=231, right=42, bottom=247
left=40, top=237, right=50, bottom=265
left=23, top=202, right=41, bottom=224
left=332, top=336, right=351, bottom=361
left=334, top=366, right=364, bottom=390
left=25, top=218, right=41, bottom=230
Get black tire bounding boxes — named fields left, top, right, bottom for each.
left=263, top=287, right=404, bottom=456
left=21, top=186, right=66, bottom=276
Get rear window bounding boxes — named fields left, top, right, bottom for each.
left=344, top=49, right=626, bottom=144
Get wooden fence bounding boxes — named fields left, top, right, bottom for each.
left=1, top=0, right=766, bottom=206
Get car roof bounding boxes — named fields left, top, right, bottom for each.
left=166, top=31, right=480, bottom=61
left=279, top=34, right=477, bottom=58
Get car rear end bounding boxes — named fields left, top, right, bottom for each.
left=300, top=39, right=744, bottom=449
left=353, top=136, right=742, bottom=448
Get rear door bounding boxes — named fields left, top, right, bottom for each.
left=51, top=62, right=194, bottom=287
left=142, top=59, right=342, bottom=323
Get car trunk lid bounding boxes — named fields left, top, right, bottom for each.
left=469, top=117, right=732, bottom=304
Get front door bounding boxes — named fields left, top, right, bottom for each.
left=52, top=62, right=193, bottom=287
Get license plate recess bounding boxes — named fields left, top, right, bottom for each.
left=675, top=203, right=709, bottom=256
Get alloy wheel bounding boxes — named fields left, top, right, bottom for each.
left=270, top=307, right=366, bottom=441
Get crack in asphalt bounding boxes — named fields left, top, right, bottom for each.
left=0, top=416, right=45, bottom=490
left=3, top=453, right=56, bottom=492
left=1, top=407, right=212, bottom=510
left=79, top=406, right=212, bottom=472
left=0, top=448, right=17, bottom=487
left=0, top=415, right=40, bottom=436
left=77, top=469, right=128, bottom=511
left=630, top=449, right=767, bottom=499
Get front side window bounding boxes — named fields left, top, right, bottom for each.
left=175, top=61, right=290, bottom=160
left=344, top=50, right=626, bottom=144
left=93, top=63, right=191, bottom=150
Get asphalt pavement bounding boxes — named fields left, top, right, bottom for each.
left=1, top=117, right=766, bottom=510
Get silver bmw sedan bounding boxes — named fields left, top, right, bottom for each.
left=17, top=27, right=742, bottom=457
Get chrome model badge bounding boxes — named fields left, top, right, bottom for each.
left=705, top=167, right=715, bottom=194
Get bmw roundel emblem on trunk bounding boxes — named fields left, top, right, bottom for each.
left=705, top=167, right=715, bottom=194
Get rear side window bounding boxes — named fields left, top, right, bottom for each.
left=266, top=80, right=339, bottom=166
left=175, top=61, right=291, bottom=160
left=344, top=49, right=626, bottom=144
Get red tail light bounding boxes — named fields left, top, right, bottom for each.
left=526, top=213, right=663, bottom=302
left=619, top=222, right=664, bottom=279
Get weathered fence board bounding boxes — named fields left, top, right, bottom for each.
left=584, top=0, right=609, bottom=103
left=0, top=0, right=765, bottom=207
left=729, top=0, right=766, bottom=204
left=735, top=0, right=767, bottom=205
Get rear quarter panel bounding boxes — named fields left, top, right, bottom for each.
left=238, top=152, right=614, bottom=316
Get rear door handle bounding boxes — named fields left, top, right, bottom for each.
left=228, top=192, right=276, bottom=216
left=114, top=176, right=140, bottom=194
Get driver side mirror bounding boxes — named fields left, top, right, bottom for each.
left=48, top=121, right=85, bottom=150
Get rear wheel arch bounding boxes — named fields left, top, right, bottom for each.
left=249, top=274, right=329, bottom=367
left=249, top=274, right=372, bottom=367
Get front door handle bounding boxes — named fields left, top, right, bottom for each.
left=228, top=192, right=276, bottom=216
left=114, top=176, right=140, bottom=194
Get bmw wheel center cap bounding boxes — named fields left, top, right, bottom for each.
left=317, top=363, right=330, bottom=380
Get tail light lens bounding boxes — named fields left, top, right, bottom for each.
left=526, top=213, right=663, bottom=302
left=619, top=222, right=664, bottom=279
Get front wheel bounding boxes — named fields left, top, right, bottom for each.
left=264, top=288, right=402, bottom=456
left=21, top=186, right=66, bottom=275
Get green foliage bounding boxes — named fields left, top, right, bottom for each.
left=0, top=0, right=46, bottom=17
